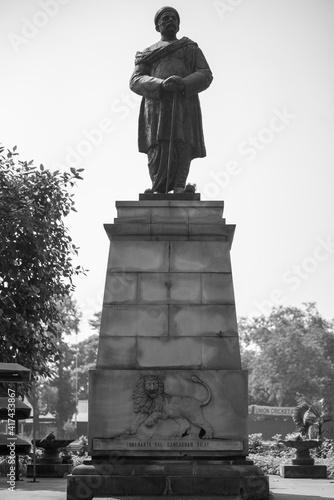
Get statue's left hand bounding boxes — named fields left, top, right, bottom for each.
left=162, top=75, right=185, bottom=93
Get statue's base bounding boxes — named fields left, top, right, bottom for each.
left=67, top=460, right=269, bottom=500
left=280, top=464, right=327, bottom=478
left=139, top=193, right=200, bottom=201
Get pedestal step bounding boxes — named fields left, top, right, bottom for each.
left=97, top=497, right=241, bottom=500
left=67, top=463, right=269, bottom=500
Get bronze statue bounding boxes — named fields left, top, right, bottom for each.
left=130, top=6, right=213, bottom=194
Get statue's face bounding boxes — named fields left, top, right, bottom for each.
left=156, top=11, right=179, bottom=37
left=145, top=378, right=160, bottom=399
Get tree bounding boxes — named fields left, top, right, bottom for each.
left=35, top=341, right=76, bottom=438
left=0, top=145, right=85, bottom=381
left=88, top=311, right=101, bottom=332
left=37, top=383, right=58, bottom=415
left=53, top=338, right=77, bottom=437
left=36, top=306, right=99, bottom=436
left=63, top=311, right=100, bottom=400
left=239, top=303, right=334, bottom=407
left=72, top=334, right=98, bottom=399
left=34, top=296, right=82, bottom=435
left=34, top=296, right=81, bottom=435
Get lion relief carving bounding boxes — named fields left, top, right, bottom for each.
left=126, top=375, right=213, bottom=439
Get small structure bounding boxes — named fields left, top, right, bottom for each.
left=0, top=363, right=31, bottom=383
left=27, top=431, right=74, bottom=478
left=280, top=438, right=326, bottom=478
left=280, top=398, right=331, bottom=478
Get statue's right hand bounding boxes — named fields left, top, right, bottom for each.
left=162, top=75, right=184, bottom=92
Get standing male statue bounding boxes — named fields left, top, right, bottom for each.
left=130, top=6, right=213, bottom=194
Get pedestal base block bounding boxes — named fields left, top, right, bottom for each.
left=66, top=461, right=269, bottom=500
left=280, top=464, right=327, bottom=478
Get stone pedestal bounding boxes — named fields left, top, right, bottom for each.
left=280, top=439, right=327, bottom=479
left=67, top=197, right=269, bottom=500
left=280, top=464, right=327, bottom=478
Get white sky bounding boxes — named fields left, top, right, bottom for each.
left=1, top=0, right=334, bottom=341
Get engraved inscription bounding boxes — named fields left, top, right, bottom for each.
left=93, top=437, right=244, bottom=452
left=126, top=441, right=197, bottom=448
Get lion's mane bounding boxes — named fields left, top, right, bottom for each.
left=133, top=375, right=165, bottom=414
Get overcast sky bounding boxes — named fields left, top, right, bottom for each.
left=1, top=0, right=334, bottom=341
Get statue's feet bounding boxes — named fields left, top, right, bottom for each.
left=174, top=187, right=184, bottom=194
left=185, top=183, right=196, bottom=194
left=144, top=188, right=154, bottom=194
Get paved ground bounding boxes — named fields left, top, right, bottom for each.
left=269, top=476, right=334, bottom=499
left=0, top=476, right=334, bottom=499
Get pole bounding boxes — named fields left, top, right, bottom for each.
left=75, top=321, right=78, bottom=429
left=32, top=383, right=38, bottom=482
left=14, top=383, right=19, bottom=481
left=165, top=92, right=178, bottom=194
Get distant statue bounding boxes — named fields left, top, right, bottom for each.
left=130, top=6, right=213, bottom=194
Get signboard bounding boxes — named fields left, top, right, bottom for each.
left=249, top=405, right=294, bottom=416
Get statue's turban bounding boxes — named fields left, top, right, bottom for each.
left=154, top=7, right=180, bottom=26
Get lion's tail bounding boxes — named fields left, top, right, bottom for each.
left=191, top=375, right=211, bottom=407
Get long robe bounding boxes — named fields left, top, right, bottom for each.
left=130, top=37, right=213, bottom=191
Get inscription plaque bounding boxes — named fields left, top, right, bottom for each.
left=93, top=437, right=243, bottom=452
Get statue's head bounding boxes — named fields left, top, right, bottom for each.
left=154, top=7, right=180, bottom=36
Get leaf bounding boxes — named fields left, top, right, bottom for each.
left=40, top=164, right=45, bottom=171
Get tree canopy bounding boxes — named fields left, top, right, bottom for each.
left=36, top=307, right=98, bottom=434
left=73, top=334, right=98, bottom=399
left=239, top=303, right=334, bottom=407
left=88, top=311, right=101, bottom=333
left=0, top=145, right=85, bottom=380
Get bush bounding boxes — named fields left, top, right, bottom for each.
left=314, top=439, right=334, bottom=459
left=248, top=433, right=266, bottom=453
left=71, top=451, right=90, bottom=468
left=248, top=433, right=294, bottom=474
left=0, top=455, right=30, bottom=477
left=250, top=453, right=290, bottom=475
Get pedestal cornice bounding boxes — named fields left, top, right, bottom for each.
left=105, top=199, right=235, bottom=246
